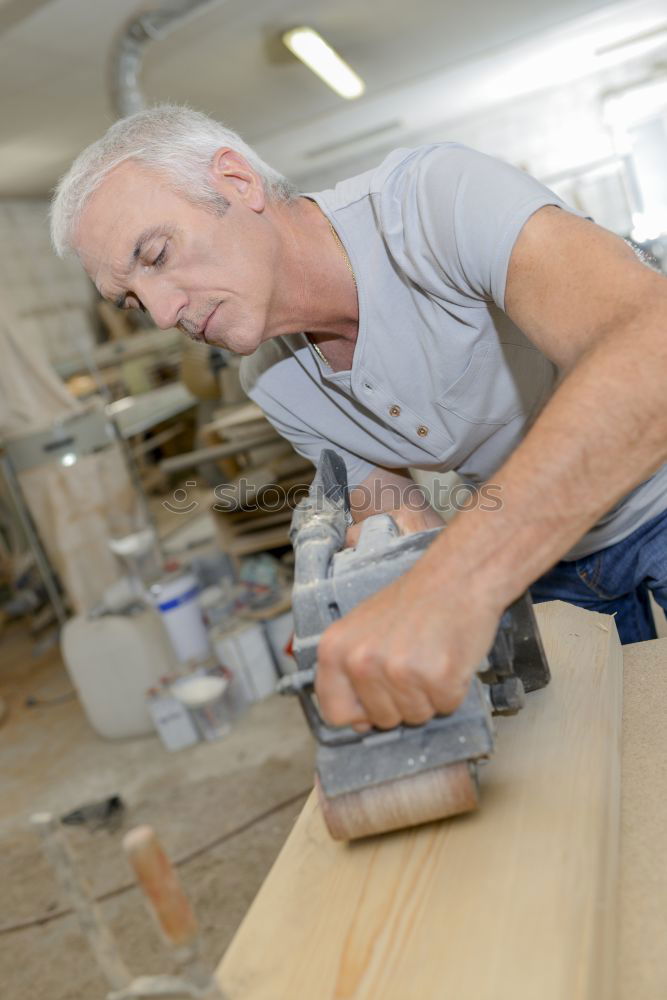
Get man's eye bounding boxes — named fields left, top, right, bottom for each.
left=151, top=244, right=168, bottom=269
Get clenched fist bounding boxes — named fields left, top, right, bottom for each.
left=315, top=548, right=502, bottom=731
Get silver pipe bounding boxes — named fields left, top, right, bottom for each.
left=110, top=0, right=225, bottom=119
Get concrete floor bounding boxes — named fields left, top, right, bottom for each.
left=0, top=619, right=315, bottom=999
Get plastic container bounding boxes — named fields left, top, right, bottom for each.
left=151, top=572, right=210, bottom=664
left=210, top=619, right=278, bottom=704
left=199, top=582, right=236, bottom=629
left=61, top=608, right=180, bottom=739
left=147, top=690, right=200, bottom=751
left=171, top=673, right=231, bottom=741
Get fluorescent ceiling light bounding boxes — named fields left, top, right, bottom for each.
left=283, top=26, right=365, bottom=100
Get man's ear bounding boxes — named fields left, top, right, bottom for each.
left=209, top=148, right=265, bottom=212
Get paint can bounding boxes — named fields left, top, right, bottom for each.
left=210, top=619, right=278, bottom=705
left=147, top=688, right=200, bottom=751
left=151, top=572, right=210, bottom=665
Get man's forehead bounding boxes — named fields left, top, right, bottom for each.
left=77, top=165, right=175, bottom=280
left=94, top=158, right=164, bottom=196
left=78, top=162, right=173, bottom=240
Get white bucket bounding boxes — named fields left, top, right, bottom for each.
left=151, top=572, right=210, bottom=664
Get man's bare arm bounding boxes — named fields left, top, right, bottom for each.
left=465, top=206, right=667, bottom=609
left=315, top=207, right=667, bottom=729
left=346, top=466, right=444, bottom=545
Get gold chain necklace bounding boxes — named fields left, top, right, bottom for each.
left=328, top=220, right=357, bottom=287
left=308, top=220, right=357, bottom=369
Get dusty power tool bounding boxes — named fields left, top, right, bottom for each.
left=279, top=450, right=551, bottom=841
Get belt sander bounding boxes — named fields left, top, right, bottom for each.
left=279, top=450, right=550, bottom=841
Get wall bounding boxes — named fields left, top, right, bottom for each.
left=0, top=199, right=96, bottom=371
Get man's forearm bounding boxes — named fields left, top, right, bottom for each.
left=423, top=306, right=667, bottom=610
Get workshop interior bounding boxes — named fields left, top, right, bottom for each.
left=1, top=1, right=666, bottom=998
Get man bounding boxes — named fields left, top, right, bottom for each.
left=51, top=105, right=667, bottom=733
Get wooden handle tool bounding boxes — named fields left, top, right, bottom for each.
left=122, top=825, right=198, bottom=950
left=122, top=825, right=228, bottom=998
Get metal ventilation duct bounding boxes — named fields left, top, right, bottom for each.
left=110, top=0, right=224, bottom=119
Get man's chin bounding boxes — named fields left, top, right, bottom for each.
left=183, top=328, right=207, bottom=344
left=207, top=328, right=264, bottom=355
left=236, top=339, right=264, bottom=356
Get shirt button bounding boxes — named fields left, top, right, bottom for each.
left=389, top=404, right=401, bottom=417
left=417, top=425, right=429, bottom=437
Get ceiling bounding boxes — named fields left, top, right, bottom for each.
left=0, top=0, right=666, bottom=197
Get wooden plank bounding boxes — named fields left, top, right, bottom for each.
left=224, top=525, right=291, bottom=557
left=159, top=431, right=279, bottom=474
left=226, top=508, right=293, bottom=529
left=215, top=601, right=622, bottom=1000
left=617, top=637, right=667, bottom=1000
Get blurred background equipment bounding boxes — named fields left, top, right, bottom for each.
left=0, top=312, right=145, bottom=624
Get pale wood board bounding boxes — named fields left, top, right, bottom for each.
left=616, top=636, right=667, bottom=1000
left=216, top=601, right=623, bottom=1000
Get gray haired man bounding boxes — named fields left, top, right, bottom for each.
left=51, top=105, right=667, bottom=732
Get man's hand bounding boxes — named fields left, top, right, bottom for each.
left=315, top=549, right=501, bottom=730
left=324, top=467, right=488, bottom=730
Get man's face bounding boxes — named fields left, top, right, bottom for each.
left=74, top=159, right=278, bottom=354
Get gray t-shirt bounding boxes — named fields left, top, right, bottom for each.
left=241, top=143, right=667, bottom=559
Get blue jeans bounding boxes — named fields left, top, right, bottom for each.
left=531, top=507, right=667, bottom=644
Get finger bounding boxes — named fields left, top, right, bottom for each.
left=349, top=672, right=404, bottom=730
left=384, top=682, right=437, bottom=726
left=325, top=641, right=436, bottom=729
left=315, top=659, right=368, bottom=728
left=423, top=663, right=473, bottom=716
left=368, top=657, right=438, bottom=726
left=352, top=721, right=372, bottom=734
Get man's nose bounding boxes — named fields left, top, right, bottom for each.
left=140, top=283, right=187, bottom=330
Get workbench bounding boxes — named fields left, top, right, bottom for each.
left=617, top=635, right=667, bottom=1000
left=215, top=602, right=667, bottom=1000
